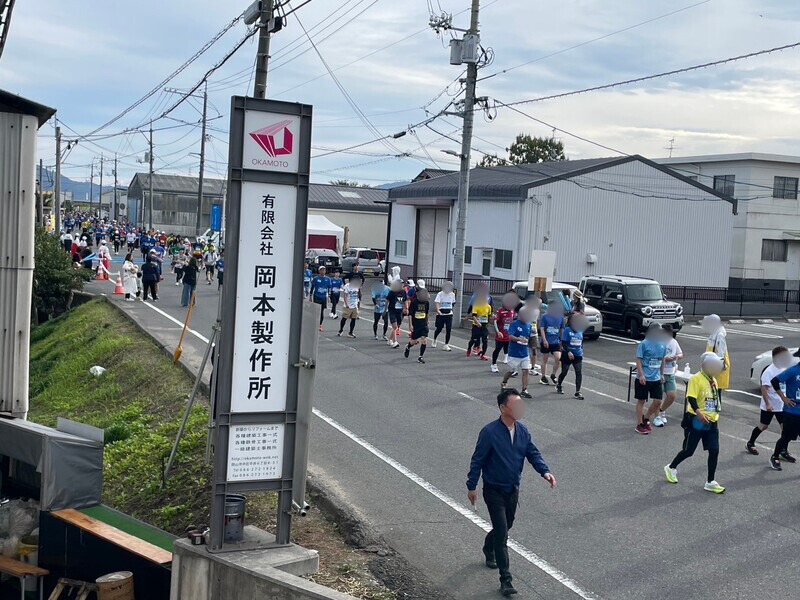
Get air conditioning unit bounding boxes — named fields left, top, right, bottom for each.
left=586, top=253, right=597, bottom=264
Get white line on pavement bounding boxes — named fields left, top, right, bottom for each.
left=599, top=334, right=638, bottom=345
left=312, top=408, right=599, bottom=600
left=689, top=325, right=782, bottom=339
left=140, top=301, right=210, bottom=344
left=726, top=389, right=761, bottom=399
left=753, top=323, right=800, bottom=333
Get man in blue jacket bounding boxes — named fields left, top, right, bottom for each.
left=467, top=389, right=557, bottom=596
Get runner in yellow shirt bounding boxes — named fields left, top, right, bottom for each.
left=663, top=352, right=726, bottom=494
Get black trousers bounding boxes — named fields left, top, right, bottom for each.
left=469, top=325, right=489, bottom=355
left=142, top=280, right=158, bottom=301
left=483, top=485, right=518, bottom=583
left=434, top=314, right=453, bottom=343
left=373, top=311, right=388, bottom=335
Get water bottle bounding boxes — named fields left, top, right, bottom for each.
left=683, top=363, right=691, bottom=378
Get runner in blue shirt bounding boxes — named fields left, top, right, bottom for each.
left=538, top=305, right=564, bottom=386
left=303, top=262, right=312, bottom=298
left=556, top=314, right=586, bottom=400
left=372, top=282, right=390, bottom=340
left=310, top=266, right=332, bottom=331
left=501, top=306, right=536, bottom=399
left=329, top=270, right=344, bottom=319
left=770, top=352, right=800, bottom=470
left=634, top=323, right=668, bottom=434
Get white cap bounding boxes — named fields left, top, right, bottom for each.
left=417, top=279, right=426, bottom=289
left=700, top=352, right=723, bottom=368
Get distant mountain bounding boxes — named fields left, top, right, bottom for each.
left=38, top=166, right=111, bottom=202
left=377, top=181, right=409, bottom=189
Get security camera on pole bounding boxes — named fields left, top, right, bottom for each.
left=432, top=0, right=481, bottom=326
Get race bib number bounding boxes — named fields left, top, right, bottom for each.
left=332, top=287, right=340, bottom=294
left=648, top=359, right=661, bottom=368
left=441, top=302, right=452, bottom=310
left=570, top=336, right=582, bottom=348
left=704, top=397, right=717, bottom=412
left=415, top=311, right=427, bottom=320
left=780, top=382, right=787, bottom=394
left=546, top=326, right=558, bottom=336
left=477, top=315, right=488, bottom=324
left=395, top=300, right=404, bottom=309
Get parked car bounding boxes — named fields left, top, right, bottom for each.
left=305, top=248, right=341, bottom=271
left=513, top=281, right=603, bottom=340
left=341, top=247, right=383, bottom=275
left=751, top=348, right=799, bottom=387
left=579, top=275, right=684, bottom=338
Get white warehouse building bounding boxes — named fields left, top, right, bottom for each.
left=386, top=155, right=736, bottom=287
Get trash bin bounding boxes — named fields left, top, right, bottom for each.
left=96, top=571, right=134, bottom=600
left=224, top=494, right=247, bottom=543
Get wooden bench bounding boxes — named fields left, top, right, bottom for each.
left=0, top=554, right=49, bottom=600
left=51, top=509, right=172, bottom=565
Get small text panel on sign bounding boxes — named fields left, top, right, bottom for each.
left=227, top=423, right=285, bottom=482
left=231, top=181, right=297, bottom=413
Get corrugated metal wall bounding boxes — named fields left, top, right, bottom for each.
left=309, top=208, right=387, bottom=249
left=0, top=111, right=37, bottom=417
left=528, top=160, right=734, bottom=286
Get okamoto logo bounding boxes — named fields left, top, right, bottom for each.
left=249, top=119, right=294, bottom=168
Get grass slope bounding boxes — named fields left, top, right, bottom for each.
left=29, top=299, right=211, bottom=533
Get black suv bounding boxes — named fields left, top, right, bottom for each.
left=578, top=275, right=684, bottom=338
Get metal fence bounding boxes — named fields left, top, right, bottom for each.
left=419, top=277, right=517, bottom=296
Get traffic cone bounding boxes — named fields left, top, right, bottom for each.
left=113, top=272, right=124, bottom=295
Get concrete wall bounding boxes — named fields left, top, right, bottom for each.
left=308, top=208, right=387, bottom=250
left=388, top=203, right=417, bottom=266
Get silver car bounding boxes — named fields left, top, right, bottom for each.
left=751, top=349, right=799, bottom=387
left=513, top=281, right=603, bottom=340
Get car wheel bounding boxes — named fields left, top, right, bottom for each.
left=629, top=318, right=641, bottom=339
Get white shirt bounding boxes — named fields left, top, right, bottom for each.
left=343, top=284, right=360, bottom=308
left=508, top=425, right=515, bottom=444
left=663, top=339, right=683, bottom=375
left=435, top=291, right=456, bottom=313
left=760, top=363, right=785, bottom=412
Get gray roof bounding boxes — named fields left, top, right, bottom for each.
left=389, top=155, right=734, bottom=205
left=412, top=168, right=457, bottom=182
left=129, top=173, right=226, bottom=197
left=309, top=184, right=388, bottom=213
left=0, top=89, right=56, bottom=126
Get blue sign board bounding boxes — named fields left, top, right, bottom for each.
left=210, top=203, right=222, bottom=232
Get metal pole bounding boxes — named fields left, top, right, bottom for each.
left=196, top=82, right=208, bottom=236
left=54, top=125, right=61, bottom=233
left=99, top=154, right=104, bottom=219
left=37, top=159, right=43, bottom=227
left=114, top=155, right=118, bottom=221
left=89, top=160, right=94, bottom=215
left=253, top=0, right=274, bottom=98
left=451, top=0, right=480, bottom=325
left=148, top=124, right=154, bottom=231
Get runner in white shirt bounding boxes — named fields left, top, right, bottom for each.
left=653, top=324, right=683, bottom=427
left=431, top=282, right=456, bottom=351
left=746, top=346, right=794, bottom=457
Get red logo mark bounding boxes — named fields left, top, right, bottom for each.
left=250, top=120, right=294, bottom=157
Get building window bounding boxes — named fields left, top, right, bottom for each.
left=761, top=239, right=788, bottom=262
left=774, top=176, right=799, bottom=200
left=395, top=239, right=407, bottom=257
left=494, top=249, right=513, bottom=270
left=713, top=174, right=735, bottom=197
left=464, top=245, right=472, bottom=264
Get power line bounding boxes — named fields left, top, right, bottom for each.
left=503, top=40, right=800, bottom=107
left=479, top=0, right=713, bottom=82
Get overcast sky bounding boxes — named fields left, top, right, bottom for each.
left=3, top=0, right=800, bottom=186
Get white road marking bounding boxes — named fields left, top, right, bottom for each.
left=753, top=323, right=800, bottom=333
left=599, top=334, right=638, bottom=345
left=140, top=301, right=210, bottom=344
left=312, top=408, right=599, bottom=600
left=689, top=325, right=782, bottom=339
left=726, top=389, right=761, bottom=399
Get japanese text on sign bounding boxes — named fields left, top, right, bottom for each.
left=227, top=424, right=285, bottom=481
left=231, top=181, right=298, bottom=412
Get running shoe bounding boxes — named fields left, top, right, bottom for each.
left=374, top=335, right=380, bottom=340
left=404, top=346, right=410, bottom=358
left=431, top=340, right=437, bottom=348
left=417, top=357, right=425, bottom=364
left=652, top=416, right=664, bottom=428
left=337, top=331, right=343, bottom=337
left=664, top=465, right=678, bottom=484
left=443, top=344, right=452, bottom=352
left=539, top=377, right=550, bottom=386
left=574, top=392, right=584, bottom=400
left=644, top=422, right=653, bottom=433
left=480, top=355, right=488, bottom=361
left=175, top=281, right=180, bottom=286
left=780, top=451, right=797, bottom=463
left=556, top=386, right=564, bottom=395
left=490, top=364, right=499, bottom=373
left=770, top=456, right=782, bottom=471
left=549, top=374, right=558, bottom=385
left=500, top=381, right=508, bottom=391
left=319, top=325, right=324, bottom=332
left=386, top=339, right=394, bottom=347
left=745, top=442, right=759, bottom=455
left=466, top=348, right=472, bottom=357
left=392, top=342, right=401, bottom=349
left=704, top=481, right=725, bottom=494
left=473, top=346, right=481, bottom=354
left=510, top=371, right=518, bottom=378
left=635, top=424, right=649, bottom=435
left=348, top=333, right=356, bottom=339
left=659, top=411, right=668, bottom=425
left=520, top=389, right=532, bottom=399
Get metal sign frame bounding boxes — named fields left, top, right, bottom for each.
left=210, top=96, right=313, bottom=550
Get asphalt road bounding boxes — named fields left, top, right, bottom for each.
left=90, top=274, right=800, bottom=600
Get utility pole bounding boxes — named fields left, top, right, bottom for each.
left=37, top=159, right=43, bottom=226
left=54, top=125, right=62, bottom=233
left=98, top=154, right=104, bottom=218
left=89, top=160, right=95, bottom=215
left=148, top=124, right=154, bottom=232
left=113, top=154, right=118, bottom=221
left=196, top=81, right=208, bottom=236
left=450, top=0, right=480, bottom=324
left=253, top=0, right=275, bottom=98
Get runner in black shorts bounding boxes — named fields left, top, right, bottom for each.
left=386, top=279, right=407, bottom=349
left=404, top=288, right=430, bottom=364
left=747, top=346, right=792, bottom=457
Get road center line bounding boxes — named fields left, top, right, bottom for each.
left=312, top=407, right=599, bottom=600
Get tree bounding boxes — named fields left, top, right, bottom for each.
left=476, top=134, right=565, bottom=167
left=32, top=227, right=91, bottom=323
left=329, top=179, right=373, bottom=188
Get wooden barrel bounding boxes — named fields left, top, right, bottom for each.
left=96, top=571, right=134, bottom=600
